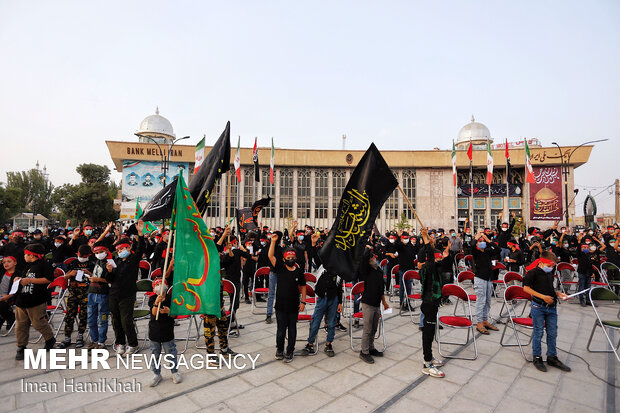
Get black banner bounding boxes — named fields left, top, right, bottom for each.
left=140, top=177, right=177, bottom=222
left=319, top=143, right=398, bottom=281
left=189, top=121, right=231, bottom=214
left=236, top=196, right=271, bottom=236
left=458, top=184, right=523, bottom=197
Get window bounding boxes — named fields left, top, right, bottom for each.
left=297, top=169, right=311, bottom=219
left=223, top=165, right=238, bottom=217
left=473, top=210, right=486, bottom=231
left=279, top=169, right=293, bottom=220
left=491, top=209, right=502, bottom=227
left=384, top=170, right=399, bottom=219
left=510, top=169, right=523, bottom=184
left=402, top=169, right=416, bottom=219
left=243, top=168, right=255, bottom=208
left=457, top=171, right=470, bottom=185
left=315, top=169, right=329, bottom=219
left=204, top=180, right=220, bottom=218
left=261, top=168, right=274, bottom=218
left=332, top=169, right=347, bottom=217
left=492, top=171, right=503, bottom=184
left=472, top=171, right=486, bottom=185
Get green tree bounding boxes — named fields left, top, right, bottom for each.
left=5, top=168, right=54, bottom=218
left=0, top=184, right=23, bottom=224
left=395, top=211, right=410, bottom=231
left=52, top=164, right=118, bottom=224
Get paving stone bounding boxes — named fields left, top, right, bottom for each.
left=274, top=365, right=332, bottom=392
left=550, top=398, right=602, bottom=413
left=440, top=393, right=493, bottom=413
left=387, top=396, right=439, bottom=412
left=507, top=376, right=557, bottom=407
left=313, top=368, right=370, bottom=397
left=320, top=393, right=375, bottom=412
left=185, top=376, right=253, bottom=407
left=557, top=376, right=605, bottom=408
left=456, top=373, right=511, bottom=407
left=405, top=379, right=461, bottom=408
left=226, top=381, right=291, bottom=412
left=352, top=374, right=406, bottom=406
left=266, top=385, right=333, bottom=412
left=495, top=396, right=548, bottom=413
left=477, top=361, right=522, bottom=383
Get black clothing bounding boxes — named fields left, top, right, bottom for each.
left=471, top=240, right=498, bottom=281
left=292, top=240, right=307, bottom=271
left=148, top=294, right=175, bottom=342
left=496, top=218, right=516, bottom=248
left=507, top=250, right=525, bottom=272
left=152, top=241, right=168, bottom=270
left=396, top=242, right=418, bottom=272
left=576, top=249, right=596, bottom=276
left=15, top=259, right=53, bottom=308
left=108, top=237, right=145, bottom=299
left=523, top=267, right=557, bottom=306
left=0, top=241, right=26, bottom=271
left=221, top=249, right=251, bottom=284
left=274, top=261, right=306, bottom=313
left=309, top=244, right=343, bottom=303
left=88, top=260, right=110, bottom=295
left=51, top=243, right=72, bottom=265
left=67, top=259, right=94, bottom=290
left=422, top=300, right=440, bottom=362
left=276, top=310, right=297, bottom=353
left=359, top=265, right=385, bottom=307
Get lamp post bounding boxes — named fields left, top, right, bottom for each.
left=551, top=139, right=607, bottom=227
left=31, top=161, right=49, bottom=229
left=135, top=135, right=190, bottom=186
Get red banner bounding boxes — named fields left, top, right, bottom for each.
left=529, top=166, right=563, bottom=220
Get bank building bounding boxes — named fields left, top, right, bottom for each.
left=107, top=109, right=593, bottom=232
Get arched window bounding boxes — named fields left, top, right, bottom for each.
left=243, top=168, right=254, bottom=208
left=402, top=169, right=416, bottom=218
left=297, top=170, right=311, bottom=219
left=279, top=169, right=293, bottom=220
left=260, top=168, right=274, bottom=218
left=315, top=169, right=329, bottom=219
left=384, top=169, right=399, bottom=219
left=332, top=169, right=347, bottom=217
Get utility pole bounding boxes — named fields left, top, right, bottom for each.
left=615, top=178, right=619, bottom=223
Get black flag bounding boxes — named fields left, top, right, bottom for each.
left=252, top=137, right=260, bottom=182
left=140, top=177, right=178, bottom=221
left=236, top=195, right=271, bottom=236
left=189, top=121, right=231, bottom=214
left=319, top=143, right=398, bottom=281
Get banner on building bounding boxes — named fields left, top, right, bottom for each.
left=529, top=166, right=563, bottom=220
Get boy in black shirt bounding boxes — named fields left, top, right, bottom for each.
left=87, top=242, right=111, bottom=350
left=268, top=234, right=306, bottom=363
left=523, top=251, right=571, bottom=372
left=57, top=244, right=93, bottom=349
left=148, top=278, right=182, bottom=387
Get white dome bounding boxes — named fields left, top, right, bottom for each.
left=456, top=115, right=491, bottom=145
left=136, top=107, right=175, bottom=139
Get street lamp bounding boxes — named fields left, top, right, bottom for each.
left=551, top=139, right=608, bottom=227
left=134, top=135, right=190, bottom=186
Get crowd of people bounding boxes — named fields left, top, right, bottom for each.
left=0, top=214, right=618, bottom=384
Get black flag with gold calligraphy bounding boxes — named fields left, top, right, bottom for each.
left=319, top=143, right=398, bottom=281
left=189, top=121, right=231, bottom=214
left=236, top=195, right=271, bottom=236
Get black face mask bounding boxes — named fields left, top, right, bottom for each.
left=285, top=259, right=296, bottom=267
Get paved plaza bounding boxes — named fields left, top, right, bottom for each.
left=0, top=294, right=618, bottom=413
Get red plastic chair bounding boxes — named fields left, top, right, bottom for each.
left=400, top=270, right=421, bottom=323
left=63, top=257, right=77, bottom=266
left=150, top=267, right=163, bottom=281
left=591, top=265, right=608, bottom=287
left=251, top=266, right=271, bottom=314
left=454, top=271, right=477, bottom=316
left=436, top=284, right=478, bottom=360
left=556, top=262, right=577, bottom=294
left=139, top=260, right=151, bottom=280
left=349, top=281, right=386, bottom=352
left=500, top=285, right=533, bottom=361
left=497, top=272, right=524, bottom=322
left=389, top=264, right=400, bottom=302
left=304, top=273, right=317, bottom=304
left=31, top=277, right=68, bottom=343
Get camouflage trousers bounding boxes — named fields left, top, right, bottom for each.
left=203, top=308, right=228, bottom=353
left=65, top=287, right=88, bottom=337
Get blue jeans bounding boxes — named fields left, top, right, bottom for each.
left=578, top=273, right=591, bottom=304
left=149, top=339, right=178, bottom=374
left=308, top=296, right=339, bottom=344
left=87, top=293, right=110, bottom=344
left=474, top=277, right=493, bottom=323
left=530, top=301, right=558, bottom=358
left=267, top=271, right=277, bottom=317
left=398, top=270, right=413, bottom=306
left=500, top=248, right=510, bottom=262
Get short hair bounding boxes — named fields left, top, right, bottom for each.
left=541, top=250, right=558, bottom=263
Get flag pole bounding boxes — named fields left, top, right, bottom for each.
left=156, top=228, right=175, bottom=320
left=226, top=170, right=231, bottom=243
left=397, top=185, right=424, bottom=229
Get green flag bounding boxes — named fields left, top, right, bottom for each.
left=170, top=173, right=221, bottom=316
left=135, top=199, right=157, bottom=232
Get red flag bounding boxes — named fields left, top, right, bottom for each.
left=467, top=140, right=473, bottom=161
left=505, top=138, right=509, bottom=159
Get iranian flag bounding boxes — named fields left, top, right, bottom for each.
left=194, top=136, right=205, bottom=173
left=486, top=140, right=494, bottom=185
left=451, top=141, right=457, bottom=186
left=269, top=137, right=275, bottom=184
left=525, top=140, right=535, bottom=183
left=233, top=136, right=241, bottom=183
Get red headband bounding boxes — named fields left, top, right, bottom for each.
left=283, top=251, right=296, bottom=259
left=12, top=232, right=24, bottom=237
left=24, top=249, right=44, bottom=259
left=93, top=246, right=108, bottom=252
left=507, top=242, right=520, bottom=250
left=526, top=258, right=556, bottom=272
left=3, top=256, right=16, bottom=263
left=115, top=243, right=131, bottom=250
left=434, top=253, right=443, bottom=260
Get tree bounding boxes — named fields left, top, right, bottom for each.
left=395, top=211, right=410, bottom=231
left=0, top=184, right=23, bottom=225
left=5, top=168, right=54, bottom=218
left=52, top=164, right=118, bottom=224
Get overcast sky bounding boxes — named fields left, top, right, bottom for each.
left=1, top=1, right=618, bottom=216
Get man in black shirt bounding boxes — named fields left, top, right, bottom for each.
left=396, top=232, right=417, bottom=307
left=472, top=229, right=499, bottom=334
left=268, top=234, right=306, bottom=363
left=87, top=242, right=111, bottom=350
left=523, top=251, right=571, bottom=372
left=358, top=246, right=389, bottom=364
left=14, top=243, right=55, bottom=360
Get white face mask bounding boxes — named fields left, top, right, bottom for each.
left=54, top=242, right=62, bottom=248
left=95, top=252, right=107, bottom=260
left=590, top=246, right=596, bottom=252
left=401, top=238, right=409, bottom=244
left=389, top=239, right=395, bottom=244
left=78, top=257, right=89, bottom=263
left=502, top=227, right=508, bottom=231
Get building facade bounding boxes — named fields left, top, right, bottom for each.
left=107, top=111, right=593, bottom=233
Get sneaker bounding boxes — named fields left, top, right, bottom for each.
left=419, top=326, right=424, bottom=332
left=56, top=337, right=72, bottom=349
left=97, top=342, right=107, bottom=349
left=124, top=345, right=139, bottom=356
left=533, top=356, right=547, bottom=372
left=546, top=356, right=571, bottom=372
left=324, top=343, right=335, bottom=357
left=220, top=347, right=237, bottom=356
left=75, top=335, right=85, bottom=348
left=244, top=298, right=251, bottom=304
left=114, top=344, right=126, bottom=355
left=172, top=372, right=183, bottom=384
left=206, top=352, right=219, bottom=367
left=275, top=349, right=284, bottom=360
left=300, top=343, right=315, bottom=356
left=265, top=315, right=272, bottom=324
left=229, top=330, right=239, bottom=338
left=44, top=337, right=56, bottom=350
left=369, top=348, right=384, bottom=357
left=149, top=374, right=162, bottom=387
left=16, top=346, right=25, bottom=360
left=431, top=358, right=444, bottom=367
left=336, top=323, right=347, bottom=332
left=422, top=362, right=445, bottom=378
left=284, top=350, right=294, bottom=363
left=359, top=351, right=374, bottom=364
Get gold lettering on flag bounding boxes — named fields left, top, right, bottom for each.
left=335, top=189, right=370, bottom=251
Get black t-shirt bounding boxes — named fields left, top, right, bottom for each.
left=67, top=259, right=94, bottom=290
left=360, top=266, right=385, bottom=307
left=148, top=294, right=175, bottom=342
left=523, top=267, right=556, bottom=305
left=396, top=243, right=417, bottom=271
left=274, top=260, right=306, bottom=313
left=88, top=260, right=110, bottom=295
left=15, top=259, right=53, bottom=308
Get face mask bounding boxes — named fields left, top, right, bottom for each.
left=78, top=257, right=89, bottom=263
left=551, top=240, right=557, bottom=245
left=401, top=238, right=409, bottom=244
left=260, top=241, right=266, bottom=247
left=562, top=229, right=566, bottom=233
left=54, top=242, right=62, bottom=248
left=84, top=230, right=93, bottom=236
left=563, top=243, right=569, bottom=248
left=478, top=242, right=487, bottom=249
left=450, top=233, right=455, bottom=237
left=118, top=250, right=130, bottom=259
left=95, top=252, right=107, bottom=260
left=590, top=246, right=596, bottom=252
left=389, top=239, right=395, bottom=244
left=502, top=227, right=508, bottom=232
left=542, top=266, right=554, bottom=273
left=34, top=235, right=41, bottom=240
left=298, top=235, right=304, bottom=241
left=284, top=259, right=296, bottom=267
left=611, top=241, right=616, bottom=247
left=589, top=231, right=594, bottom=235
